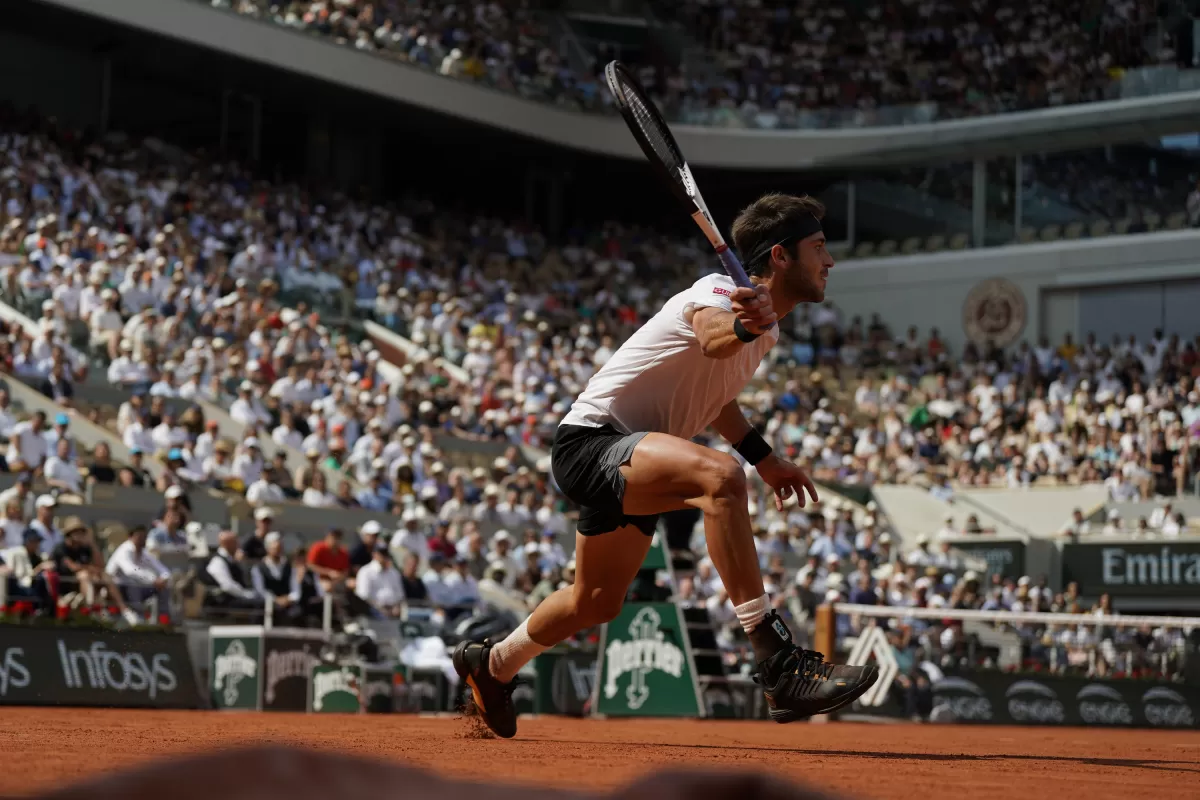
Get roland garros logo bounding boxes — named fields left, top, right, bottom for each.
left=962, top=278, right=1026, bottom=347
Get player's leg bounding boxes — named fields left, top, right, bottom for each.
left=616, top=432, right=878, bottom=722
left=453, top=523, right=652, bottom=738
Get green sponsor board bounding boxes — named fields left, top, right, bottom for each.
left=209, top=629, right=263, bottom=710
left=361, top=667, right=395, bottom=714
left=642, top=532, right=669, bottom=571
left=310, top=664, right=362, bottom=713
left=594, top=602, right=702, bottom=718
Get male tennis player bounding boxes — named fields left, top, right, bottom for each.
left=454, top=193, right=877, bottom=737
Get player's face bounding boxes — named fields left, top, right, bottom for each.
left=781, top=233, right=833, bottom=302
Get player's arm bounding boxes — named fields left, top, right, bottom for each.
left=709, top=398, right=819, bottom=511
left=687, top=285, right=777, bottom=359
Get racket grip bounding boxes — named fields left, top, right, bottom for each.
left=716, top=247, right=751, bottom=289
left=716, top=246, right=775, bottom=330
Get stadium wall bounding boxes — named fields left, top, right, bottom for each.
left=834, top=229, right=1200, bottom=353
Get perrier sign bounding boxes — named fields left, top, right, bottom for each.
left=595, top=602, right=701, bottom=718
left=310, top=664, right=361, bottom=713
left=210, top=632, right=263, bottom=710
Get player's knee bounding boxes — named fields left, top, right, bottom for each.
left=573, top=585, right=624, bottom=626
left=702, top=454, right=747, bottom=504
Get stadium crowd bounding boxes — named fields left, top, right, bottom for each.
left=0, top=107, right=1195, bottom=680
left=206, top=0, right=1177, bottom=127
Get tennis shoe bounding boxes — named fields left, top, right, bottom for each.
left=452, top=639, right=519, bottom=739
left=755, top=647, right=878, bottom=723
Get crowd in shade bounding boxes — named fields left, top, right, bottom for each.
left=0, top=109, right=1194, bottom=679
left=206, top=0, right=1176, bottom=127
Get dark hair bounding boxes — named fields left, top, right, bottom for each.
left=731, top=193, right=826, bottom=277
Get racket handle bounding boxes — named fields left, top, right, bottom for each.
left=716, top=246, right=775, bottom=331
left=716, top=247, right=751, bottom=289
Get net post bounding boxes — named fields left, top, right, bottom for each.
left=814, top=603, right=835, bottom=657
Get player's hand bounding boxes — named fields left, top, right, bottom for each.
left=731, top=285, right=776, bottom=335
left=755, top=454, right=819, bottom=511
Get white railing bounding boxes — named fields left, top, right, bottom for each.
left=832, top=602, right=1200, bottom=629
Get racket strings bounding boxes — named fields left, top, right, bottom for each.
left=622, top=81, right=685, bottom=176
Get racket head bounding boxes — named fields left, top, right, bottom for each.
left=604, top=61, right=694, bottom=208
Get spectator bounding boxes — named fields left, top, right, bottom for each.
left=203, top=529, right=261, bottom=609
left=105, top=525, right=171, bottom=617
left=348, top=520, right=381, bottom=574
left=0, top=472, right=35, bottom=521
left=147, top=509, right=188, bottom=555
left=355, top=542, right=405, bottom=618
left=240, top=507, right=275, bottom=561
left=307, top=528, right=351, bottom=587
left=52, top=517, right=140, bottom=623
left=42, top=438, right=83, bottom=497
left=0, top=528, right=56, bottom=611
left=7, top=411, right=48, bottom=473
left=86, top=441, right=118, bottom=485
left=251, top=532, right=304, bottom=622
left=25, top=495, right=61, bottom=552
left=398, top=551, right=429, bottom=605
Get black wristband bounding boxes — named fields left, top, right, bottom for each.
left=734, top=429, right=773, bottom=466
left=733, top=318, right=762, bottom=343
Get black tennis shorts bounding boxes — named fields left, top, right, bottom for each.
left=551, top=423, right=659, bottom=537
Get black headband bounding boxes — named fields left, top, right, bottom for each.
left=742, top=214, right=824, bottom=269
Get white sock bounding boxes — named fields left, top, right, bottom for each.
left=735, top=594, right=770, bottom=634
left=489, top=617, right=549, bottom=683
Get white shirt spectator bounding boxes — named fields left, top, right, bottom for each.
left=8, top=421, right=48, bottom=469
left=420, top=566, right=456, bottom=606
left=106, top=539, right=170, bottom=586
left=355, top=558, right=406, bottom=608
left=43, top=455, right=83, bottom=493
left=246, top=478, right=286, bottom=506
left=205, top=548, right=259, bottom=600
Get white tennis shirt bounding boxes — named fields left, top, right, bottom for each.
left=561, top=274, right=779, bottom=439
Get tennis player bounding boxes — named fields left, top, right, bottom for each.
left=454, top=193, right=877, bottom=737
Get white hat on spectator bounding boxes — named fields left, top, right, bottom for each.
left=824, top=589, right=842, bottom=603
left=305, top=446, right=321, bottom=458
left=824, top=552, right=840, bottom=564
left=254, top=507, right=274, bottom=521
left=493, top=530, right=511, bottom=542
left=373, top=395, right=388, bottom=406
left=963, top=570, right=979, bottom=583
left=916, top=534, right=930, bottom=546
left=879, top=532, right=892, bottom=544
left=493, top=457, right=510, bottom=471
left=536, top=457, right=552, bottom=473
left=1107, top=509, right=1120, bottom=520
left=185, top=521, right=204, bottom=537
left=419, top=442, right=436, bottom=456
left=264, top=532, right=281, bottom=546
left=1017, top=576, right=1031, bottom=586
left=418, top=400, right=434, bottom=414
left=484, top=484, right=500, bottom=498
left=244, top=437, right=260, bottom=449
left=120, top=340, right=134, bottom=352
left=420, top=485, right=438, bottom=500
left=239, top=380, right=253, bottom=392
left=768, top=520, right=787, bottom=535
left=360, top=520, right=382, bottom=536
left=471, top=467, right=487, bottom=481
left=35, top=495, right=57, bottom=509
left=430, top=462, right=445, bottom=474
left=523, top=542, right=540, bottom=555
left=165, top=486, right=184, bottom=499
left=247, top=360, right=261, bottom=373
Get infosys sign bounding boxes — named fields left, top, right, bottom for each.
left=0, top=625, right=202, bottom=708
left=930, top=671, right=1198, bottom=728
left=1062, top=542, right=1200, bottom=597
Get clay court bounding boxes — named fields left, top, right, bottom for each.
left=0, top=708, right=1197, bottom=799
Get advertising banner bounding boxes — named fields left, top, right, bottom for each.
left=210, top=629, right=263, bottom=710
left=395, top=666, right=451, bottom=712
left=594, top=602, right=703, bottom=718
left=309, top=664, right=361, bottom=713
left=950, top=539, right=1026, bottom=582
left=1062, top=541, right=1200, bottom=598
left=262, top=631, right=325, bottom=712
left=534, top=649, right=597, bottom=716
left=0, top=625, right=202, bottom=708
left=361, top=665, right=396, bottom=714
left=930, top=670, right=1199, bottom=728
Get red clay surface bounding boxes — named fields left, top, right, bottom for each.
left=0, top=708, right=1197, bottom=799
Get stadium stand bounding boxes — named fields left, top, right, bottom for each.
left=1, top=97, right=1197, bottom=694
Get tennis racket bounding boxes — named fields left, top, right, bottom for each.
left=604, top=60, right=752, bottom=290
